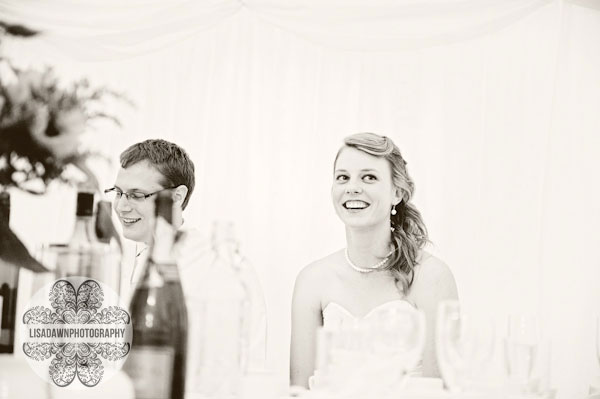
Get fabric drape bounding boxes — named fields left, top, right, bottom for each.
left=3, top=2, right=599, bottom=398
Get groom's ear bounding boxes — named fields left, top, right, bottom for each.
left=172, top=185, right=188, bottom=209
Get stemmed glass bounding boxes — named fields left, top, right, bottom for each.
left=436, top=300, right=495, bottom=393
left=368, top=307, right=426, bottom=393
left=505, top=315, right=540, bottom=383
left=597, top=316, right=600, bottom=368
left=504, top=314, right=554, bottom=396
left=311, top=306, right=426, bottom=396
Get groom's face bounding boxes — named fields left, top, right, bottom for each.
left=112, top=160, right=166, bottom=243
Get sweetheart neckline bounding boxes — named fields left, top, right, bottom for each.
left=322, top=299, right=414, bottom=320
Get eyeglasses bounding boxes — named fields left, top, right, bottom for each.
left=104, top=187, right=175, bottom=203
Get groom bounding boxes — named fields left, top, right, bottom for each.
left=110, top=139, right=195, bottom=246
left=108, top=138, right=266, bottom=369
left=106, top=139, right=196, bottom=291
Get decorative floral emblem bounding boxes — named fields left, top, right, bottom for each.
left=22, top=279, right=131, bottom=387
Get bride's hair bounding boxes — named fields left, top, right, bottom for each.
left=336, top=132, right=428, bottom=294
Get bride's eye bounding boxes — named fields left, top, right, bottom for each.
left=335, top=174, right=349, bottom=182
left=363, top=174, right=377, bottom=182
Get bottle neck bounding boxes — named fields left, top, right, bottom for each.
left=147, top=216, right=181, bottom=282
left=151, top=217, right=175, bottom=262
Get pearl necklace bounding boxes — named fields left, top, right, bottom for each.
left=344, top=248, right=394, bottom=273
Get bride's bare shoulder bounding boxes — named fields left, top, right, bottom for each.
left=296, top=250, right=343, bottom=284
left=292, top=250, right=343, bottom=310
left=411, top=251, right=458, bottom=299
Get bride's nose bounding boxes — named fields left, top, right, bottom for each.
left=345, top=185, right=362, bottom=194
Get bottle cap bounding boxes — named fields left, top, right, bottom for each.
left=76, top=192, right=95, bottom=216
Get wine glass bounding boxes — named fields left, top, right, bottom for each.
left=436, top=300, right=495, bottom=392
left=311, top=322, right=370, bottom=395
left=504, top=314, right=553, bottom=396
left=597, top=316, right=600, bottom=368
left=368, top=307, right=426, bottom=393
left=505, top=315, right=540, bottom=382
left=312, top=306, right=426, bottom=396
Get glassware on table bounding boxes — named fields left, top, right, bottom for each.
left=505, top=315, right=540, bottom=382
left=504, top=314, right=553, bottom=397
left=125, top=191, right=188, bottom=399
left=591, top=321, right=600, bottom=399
left=370, top=306, right=426, bottom=378
left=35, top=192, right=122, bottom=296
left=311, top=306, right=426, bottom=396
left=57, top=191, right=121, bottom=293
left=436, top=300, right=495, bottom=393
left=597, top=316, right=600, bottom=368
left=311, top=322, right=368, bottom=395
left=186, top=221, right=259, bottom=399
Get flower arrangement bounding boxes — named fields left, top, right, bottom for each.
left=0, top=23, right=127, bottom=272
left=0, top=62, right=126, bottom=193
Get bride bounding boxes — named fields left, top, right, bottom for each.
left=290, top=132, right=458, bottom=388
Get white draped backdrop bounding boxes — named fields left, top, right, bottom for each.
left=2, top=1, right=599, bottom=397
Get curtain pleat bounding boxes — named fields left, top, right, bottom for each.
left=2, top=2, right=599, bottom=398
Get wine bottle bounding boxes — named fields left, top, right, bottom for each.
left=0, top=191, right=19, bottom=354
left=124, top=191, right=188, bottom=399
left=55, top=191, right=121, bottom=294
left=56, top=190, right=96, bottom=279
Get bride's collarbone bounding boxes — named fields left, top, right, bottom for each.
left=330, top=278, right=403, bottom=306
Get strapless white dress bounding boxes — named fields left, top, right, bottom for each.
left=310, top=300, right=424, bottom=391
left=322, top=299, right=418, bottom=329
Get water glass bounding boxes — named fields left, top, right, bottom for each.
left=436, top=300, right=495, bottom=392
left=369, top=306, right=426, bottom=376
left=311, top=306, right=426, bottom=396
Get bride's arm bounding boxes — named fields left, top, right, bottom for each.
left=408, top=254, right=459, bottom=377
left=290, top=264, right=324, bottom=388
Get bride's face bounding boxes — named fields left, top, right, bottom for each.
left=332, top=147, right=400, bottom=229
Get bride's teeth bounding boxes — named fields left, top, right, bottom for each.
left=345, top=200, right=368, bottom=209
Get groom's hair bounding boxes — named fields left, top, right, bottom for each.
left=120, top=139, right=195, bottom=210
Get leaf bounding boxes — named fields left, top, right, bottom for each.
left=0, top=21, right=40, bottom=37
